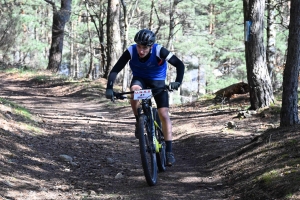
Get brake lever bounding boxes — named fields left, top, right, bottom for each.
left=111, top=96, right=115, bottom=103
left=111, top=92, right=116, bottom=102
left=168, top=84, right=174, bottom=92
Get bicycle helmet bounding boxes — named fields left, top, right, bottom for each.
left=134, top=29, right=156, bottom=46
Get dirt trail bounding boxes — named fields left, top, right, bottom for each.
left=0, top=71, right=270, bottom=200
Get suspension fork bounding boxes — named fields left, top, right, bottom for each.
left=147, top=107, right=159, bottom=152
left=140, top=100, right=157, bottom=152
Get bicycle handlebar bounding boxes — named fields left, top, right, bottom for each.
left=112, top=84, right=174, bottom=101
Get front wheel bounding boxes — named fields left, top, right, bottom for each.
left=138, top=114, right=157, bottom=186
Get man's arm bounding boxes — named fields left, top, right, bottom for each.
left=106, top=50, right=131, bottom=89
left=159, top=47, right=185, bottom=84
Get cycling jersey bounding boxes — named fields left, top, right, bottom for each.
left=128, top=44, right=167, bottom=80
left=106, top=43, right=184, bottom=89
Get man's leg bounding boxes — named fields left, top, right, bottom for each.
left=158, top=107, right=175, bottom=166
left=130, top=85, right=142, bottom=138
left=130, top=85, right=142, bottom=116
left=157, top=107, right=172, bottom=141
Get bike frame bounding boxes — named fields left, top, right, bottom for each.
left=138, top=98, right=158, bottom=153
left=112, top=90, right=163, bottom=153
left=113, top=85, right=171, bottom=186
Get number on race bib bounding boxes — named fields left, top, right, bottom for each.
left=133, top=89, right=152, bottom=100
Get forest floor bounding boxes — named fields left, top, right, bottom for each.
left=1, top=68, right=300, bottom=200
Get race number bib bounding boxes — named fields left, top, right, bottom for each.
left=133, top=89, right=152, bottom=100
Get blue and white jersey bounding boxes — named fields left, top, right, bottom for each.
left=128, top=44, right=168, bottom=80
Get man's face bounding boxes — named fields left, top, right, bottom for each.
left=136, top=44, right=152, bottom=58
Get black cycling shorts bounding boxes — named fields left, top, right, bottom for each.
left=130, top=76, right=169, bottom=108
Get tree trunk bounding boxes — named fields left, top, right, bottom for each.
left=104, top=0, right=121, bottom=79
left=85, top=3, right=95, bottom=79
left=99, top=6, right=106, bottom=76
left=70, top=21, right=74, bottom=77
left=280, top=0, right=300, bottom=127
left=197, top=63, right=201, bottom=94
left=243, top=0, right=274, bottom=110
left=266, top=0, right=277, bottom=82
left=209, top=4, right=215, bottom=34
left=149, top=0, right=155, bottom=30
left=74, top=46, right=79, bottom=78
left=120, top=0, right=129, bottom=92
left=46, top=0, right=72, bottom=72
left=120, top=0, right=139, bottom=91
left=88, top=0, right=106, bottom=77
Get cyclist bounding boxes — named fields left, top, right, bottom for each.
left=105, top=29, right=185, bottom=166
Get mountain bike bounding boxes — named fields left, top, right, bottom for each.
left=112, top=85, right=172, bottom=186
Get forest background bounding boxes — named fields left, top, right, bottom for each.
left=1, top=0, right=298, bottom=118
left=0, top=0, right=300, bottom=199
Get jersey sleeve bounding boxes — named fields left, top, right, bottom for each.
left=159, top=46, right=185, bottom=84
left=106, top=50, right=131, bottom=89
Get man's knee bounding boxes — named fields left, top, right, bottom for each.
left=158, top=107, right=170, bottom=119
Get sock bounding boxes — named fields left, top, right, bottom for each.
left=166, top=141, right=172, bottom=152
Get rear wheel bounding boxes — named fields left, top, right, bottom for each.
left=138, top=114, right=157, bottom=186
left=153, top=108, right=166, bottom=172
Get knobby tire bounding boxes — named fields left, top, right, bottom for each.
left=138, top=114, right=157, bottom=186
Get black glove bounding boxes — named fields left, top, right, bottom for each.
left=169, top=82, right=181, bottom=90
left=105, top=89, right=114, bottom=99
